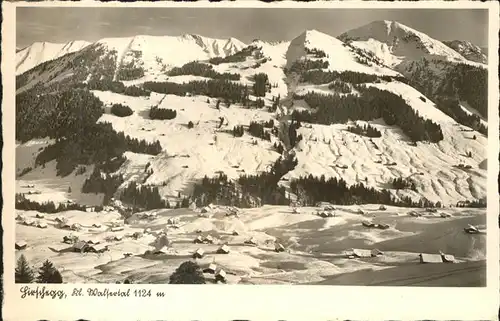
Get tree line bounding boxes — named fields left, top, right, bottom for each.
left=149, top=106, right=177, bottom=120
left=143, top=79, right=249, bottom=104
left=347, top=123, right=382, bottom=138
left=208, top=45, right=258, bottom=65
left=168, top=61, right=240, bottom=80
left=290, top=174, right=438, bottom=208
left=15, top=193, right=87, bottom=213
left=292, top=87, right=444, bottom=143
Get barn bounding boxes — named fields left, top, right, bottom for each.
left=419, top=253, right=443, bottom=263
left=193, top=248, right=205, bottom=259
left=15, top=241, right=27, bottom=250
left=216, top=244, right=230, bottom=254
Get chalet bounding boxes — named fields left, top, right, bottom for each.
left=204, top=235, right=214, bottom=244
left=23, top=219, right=35, bottom=226
left=440, top=212, right=452, bottom=218
left=376, top=223, right=390, bottom=230
left=63, top=235, right=78, bottom=244
left=194, top=236, right=204, bottom=244
left=111, top=226, right=125, bottom=232
left=408, top=211, right=421, bottom=217
left=200, top=207, right=210, bottom=214
left=143, top=228, right=152, bottom=234
left=204, top=263, right=217, bottom=274
left=123, top=253, right=133, bottom=258
left=347, top=248, right=383, bottom=258
left=15, top=241, right=28, bottom=250
left=167, top=217, right=180, bottom=225
left=232, top=231, right=239, bottom=236
left=71, top=223, right=82, bottom=231
left=244, top=237, right=258, bottom=246
left=73, top=241, right=89, bottom=253
left=215, top=269, right=227, bottom=283
left=324, top=205, right=336, bottom=211
left=92, top=223, right=102, bottom=228
left=291, top=207, right=300, bottom=214
left=36, top=222, right=48, bottom=229
left=55, top=216, right=65, bottom=223
left=419, top=253, right=443, bottom=263
left=195, top=229, right=203, bottom=234
left=356, top=209, right=365, bottom=215
left=16, top=214, right=25, bottom=221
left=87, top=243, right=109, bottom=253
left=114, top=235, right=124, bottom=241
left=193, top=248, right=205, bottom=259
left=362, top=221, right=375, bottom=228
left=216, top=244, right=230, bottom=254
left=85, top=207, right=96, bottom=213
left=275, top=243, right=285, bottom=253
left=132, top=232, right=143, bottom=239
left=35, top=213, right=45, bottom=219
left=379, top=205, right=387, bottom=211
left=464, top=225, right=480, bottom=234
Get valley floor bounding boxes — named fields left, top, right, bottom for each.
left=15, top=203, right=486, bottom=286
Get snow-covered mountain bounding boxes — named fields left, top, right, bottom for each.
left=15, top=35, right=245, bottom=77
left=16, top=40, right=92, bottom=75
left=16, top=22, right=488, bottom=210
left=442, top=40, right=488, bottom=64
left=338, top=20, right=470, bottom=67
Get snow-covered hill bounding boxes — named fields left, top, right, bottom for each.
left=16, top=40, right=91, bottom=75
left=442, top=40, right=488, bottom=64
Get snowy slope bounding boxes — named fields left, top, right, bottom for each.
left=285, top=81, right=487, bottom=205
left=16, top=41, right=91, bottom=75
left=286, top=29, right=400, bottom=76
left=338, top=20, right=477, bottom=68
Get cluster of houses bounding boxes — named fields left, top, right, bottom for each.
left=344, top=248, right=456, bottom=264
left=194, top=235, right=215, bottom=244
left=408, top=210, right=451, bottom=218
left=202, top=263, right=227, bottom=283
left=317, top=211, right=335, bottom=218
left=19, top=217, right=47, bottom=229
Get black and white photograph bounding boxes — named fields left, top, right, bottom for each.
left=13, top=6, right=490, bottom=287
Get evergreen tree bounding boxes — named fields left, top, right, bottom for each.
left=15, top=254, right=34, bottom=283
left=37, top=260, right=63, bottom=284
left=169, top=261, right=206, bottom=284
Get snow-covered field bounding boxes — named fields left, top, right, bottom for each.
left=15, top=204, right=486, bottom=285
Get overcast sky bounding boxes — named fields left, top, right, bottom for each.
left=17, top=8, right=488, bottom=49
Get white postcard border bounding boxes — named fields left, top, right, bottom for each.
left=2, top=1, right=499, bottom=320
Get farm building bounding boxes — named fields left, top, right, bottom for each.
left=440, top=212, right=451, bottom=218
left=419, top=253, right=444, bottom=263
left=113, top=235, right=124, bottom=241
left=63, top=235, right=78, bottom=244
left=15, top=241, right=27, bottom=250
left=464, top=225, right=480, bottom=234
left=204, top=263, right=217, bottom=274
left=346, top=248, right=383, bottom=258
left=379, top=205, right=387, bottom=210
left=16, top=214, right=25, bottom=221
left=204, top=235, right=215, bottom=244
left=232, top=231, right=239, bottom=236
left=194, top=236, right=204, bottom=244
left=324, top=205, right=336, bottom=211
left=409, top=211, right=422, bottom=217
left=275, top=243, right=285, bottom=253
left=54, top=216, right=65, bottom=223
left=215, top=269, right=227, bottom=283
left=73, top=241, right=89, bottom=253
left=35, top=213, right=45, bottom=219
left=167, top=217, right=180, bottom=225
left=71, top=223, right=83, bottom=231
left=200, top=207, right=210, bottom=214
left=87, top=244, right=109, bottom=253
left=244, top=237, right=258, bottom=246
left=132, top=232, right=143, bottom=239
left=85, top=207, right=96, bottom=213
left=36, top=222, right=48, bottom=229
left=291, top=207, right=300, bottom=214
left=143, top=228, right=152, bottom=234
left=217, top=244, right=230, bottom=254
left=23, top=219, right=35, bottom=226
left=376, top=223, right=390, bottom=230
left=193, top=248, right=205, bottom=259
left=362, top=221, right=375, bottom=228
left=92, top=223, right=102, bottom=228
